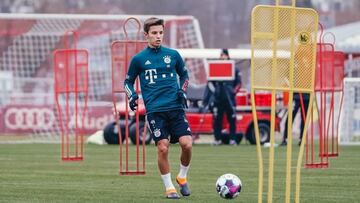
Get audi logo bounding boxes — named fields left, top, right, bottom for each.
left=4, top=107, right=55, bottom=130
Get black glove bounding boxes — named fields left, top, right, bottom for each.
left=177, top=90, right=188, bottom=109
left=129, top=94, right=138, bottom=111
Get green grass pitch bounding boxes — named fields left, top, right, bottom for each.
left=0, top=143, right=359, bottom=202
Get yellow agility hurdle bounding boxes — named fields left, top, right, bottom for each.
left=250, top=0, right=318, bottom=202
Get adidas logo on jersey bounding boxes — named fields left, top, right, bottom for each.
left=145, top=60, right=151, bottom=65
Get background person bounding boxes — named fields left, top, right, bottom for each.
left=202, top=49, right=242, bottom=145
left=281, top=93, right=310, bottom=146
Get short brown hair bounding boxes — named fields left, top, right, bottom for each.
left=143, top=17, right=164, bottom=33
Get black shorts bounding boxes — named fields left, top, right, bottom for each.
left=146, top=109, right=192, bottom=144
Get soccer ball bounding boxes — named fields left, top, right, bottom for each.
left=215, top=173, right=242, bottom=199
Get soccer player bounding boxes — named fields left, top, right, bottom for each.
left=124, top=17, right=192, bottom=199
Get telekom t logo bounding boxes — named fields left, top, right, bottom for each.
left=145, top=69, right=157, bottom=84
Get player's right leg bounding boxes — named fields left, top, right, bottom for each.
left=158, top=139, right=180, bottom=199
left=147, top=112, right=180, bottom=199
left=168, top=110, right=192, bottom=196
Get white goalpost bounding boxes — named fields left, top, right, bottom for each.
left=0, top=13, right=205, bottom=143
left=339, top=77, right=360, bottom=145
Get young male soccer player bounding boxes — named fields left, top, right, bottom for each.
left=124, top=17, right=192, bottom=199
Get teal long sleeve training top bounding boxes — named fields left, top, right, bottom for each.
left=124, top=46, right=189, bottom=114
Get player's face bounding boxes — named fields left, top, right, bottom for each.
left=145, top=25, right=164, bottom=48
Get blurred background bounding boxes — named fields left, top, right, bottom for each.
left=1, top=0, right=360, bottom=48
left=1, top=0, right=360, bottom=144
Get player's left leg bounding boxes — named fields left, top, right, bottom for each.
left=177, top=135, right=192, bottom=196
left=168, top=109, right=192, bottom=196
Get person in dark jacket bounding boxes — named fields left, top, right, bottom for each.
left=202, top=49, right=241, bottom=145
left=281, top=93, right=310, bottom=146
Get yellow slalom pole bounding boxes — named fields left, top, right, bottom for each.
left=251, top=1, right=318, bottom=202
left=285, top=3, right=297, bottom=202
left=266, top=3, right=280, bottom=201
left=250, top=5, right=264, bottom=202
left=267, top=89, right=277, bottom=203
left=295, top=12, right=318, bottom=201
left=251, top=90, right=264, bottom=203
left=285, top=91, right=294, bottom=203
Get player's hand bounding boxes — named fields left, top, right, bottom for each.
left=178, top=90, right=188, bottom=109
left=129, top=94, right=139, bottom=111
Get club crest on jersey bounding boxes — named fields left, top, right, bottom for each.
left=163, top=55, right=171, bottom=64
left=154, top=129, right=161, bottom=137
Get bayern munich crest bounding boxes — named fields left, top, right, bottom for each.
left=163, top=55, right=171, bottom=64
left=154, top=129, right=161, bottom=137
